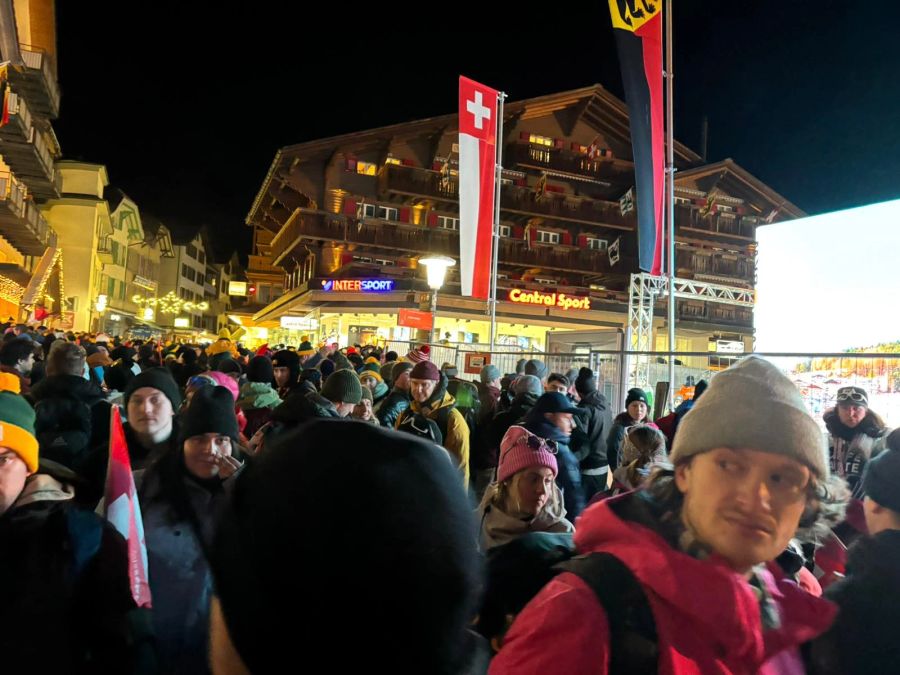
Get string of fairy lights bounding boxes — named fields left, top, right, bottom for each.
left=131, top=290, right=209, bottom=315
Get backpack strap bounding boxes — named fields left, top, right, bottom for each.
left=556, top=552, right=659, bottom=674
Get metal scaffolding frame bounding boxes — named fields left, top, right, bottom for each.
left=627, top=272, right=755, bottom=388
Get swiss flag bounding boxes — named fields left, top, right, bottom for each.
left=103, top=406, right=152, bottom=607
left=458, top=76, right=499, bottom=299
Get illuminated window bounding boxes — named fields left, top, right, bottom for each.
left=385, top=157, right=401, bottom=165
left=587, top=238, right=608, bottom=251
left=529, top=134, right=553, bottom=147
left=357, top=161, right=377, bottom=176
left=536, top=230, right=559, bottom=244
left=438, top=216, right=459, bottom=231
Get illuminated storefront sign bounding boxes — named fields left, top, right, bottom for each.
left=320, top=279, right=395, bottom=293
left=280, top=316, right=319, bottom=330
left=228, top=281, right=248, bottom=296
left=508, top=288, right=591, bottom=311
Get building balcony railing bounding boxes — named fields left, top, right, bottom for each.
left=11, top=44, right=61, bottom=119
left=378, top=163, right=458, bottom=202
left=0, top=90, right=61, bottom=198
left=507, top=144, right=634, bottom=185
left=675, top=204, right=755, bottom=240
left=0, top=171, right=56, bottom=254
left=97, top=236, right=114, bottom=264
left=677, top=301, right=753, bottom=328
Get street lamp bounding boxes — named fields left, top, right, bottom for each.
left=419, top=255, right=455, bottom=343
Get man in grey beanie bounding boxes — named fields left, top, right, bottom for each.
left=494, top=356, right=841, bottom=672
left=524, top=359, right=548, bottom=382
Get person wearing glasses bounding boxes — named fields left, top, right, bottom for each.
left=478, top=425, right=573, bottom=550
left=824, top=386, right=890, bottom=500
left=491, top=357, right=848, bottom=674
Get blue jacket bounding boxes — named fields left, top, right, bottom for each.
left=522, top=414, right=585, bottom=522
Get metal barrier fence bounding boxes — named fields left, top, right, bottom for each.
left=376, top=343, right=900, bottom=427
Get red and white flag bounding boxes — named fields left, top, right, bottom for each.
left=103, top=406, right=152, bottom=607
left=458, top=76, right=499, bottom=299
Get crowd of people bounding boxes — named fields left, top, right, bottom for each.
left=0, top=319, right=896, bottom=674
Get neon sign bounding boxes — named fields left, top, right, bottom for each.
left=508, top=288, right=591, bottom=311
left=321, top=279, right=395, bottom=293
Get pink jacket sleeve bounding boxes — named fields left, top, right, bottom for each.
left=489, top=572, right=609, bottom=675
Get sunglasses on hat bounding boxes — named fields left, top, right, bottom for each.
left=836, top=388, right=867, bottom=405
left=524, top=434, right=557, bottom=454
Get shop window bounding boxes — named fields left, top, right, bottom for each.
left=587, top=238, right=608, bottom=251
left=357, top=161, right=377, bottom=176
left=438, top=216, right=459, bottom=231
left=536, top=230, right=559, bottom=244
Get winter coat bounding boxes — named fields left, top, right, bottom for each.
left=136, top=460, right=235, bottom=675
left=809, top=529, right=900, bottom=675
left=123, top=418, right=181, bottom=472
left=237, top=381, right=282, bottom=411
left=490, top=492, right=837, bottom=675
left=477, top=482, right=574, bottom=550
left=824, top=408, right=890, bottom=499
left=271, top=391, right=341, bottom=428
left=31, top=374, right=112, bottom=505
left=484, top=392, right=540, bottom=470
left=0, top=474, right=136, bottom=673
left=398, top=386, right=471, bottom=486
left=522, top=415, right=585, bottom=522
left=607, top=412, right=660, bottom=468
left=570, top=390, right=613, bottom=471
left=376, top=387, right=410, bottom=429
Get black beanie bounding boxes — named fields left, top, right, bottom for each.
left=272, top=350, right=300, bottom=379
left=179, top=385, right=239, bottom=444
left=625, top=387, right=649, bottom=407
left=210, top=420, right=482, bottom=674
left=179, top=346, right=198, bottom=364
left=124, top=367, right=182, bottom=410
left=319, top=358, right=336, bottom=379
left=575, top=367, right=597, bottom=396
left=247, top=356, right=274, bottom=384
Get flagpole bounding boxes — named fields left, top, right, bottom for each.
left=665, top=0, right=676, bottom=411
left=489, top=91, right=507, bottom=352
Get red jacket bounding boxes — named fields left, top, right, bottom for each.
left=490, top=494, right=836, bottom=675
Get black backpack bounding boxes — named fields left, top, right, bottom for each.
left=397, top=412, right=445, bottom=445
left=34, top=397, right=94, bottom=472
left=480, top=532, right=658, bottom=672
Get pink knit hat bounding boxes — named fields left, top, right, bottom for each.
left=406, top=345, right=431, bottom=363
left=207, top=370, right=239, bottom=402
left=497, top=426, right=558, bottom=483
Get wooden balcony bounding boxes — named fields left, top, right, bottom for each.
left=507, top=143, right=634, bottom=185
left=9, top=44, right=61, bottom=118
left=0, top=171, right=56, bottom=255
left=0, top=90, right=61, bottom=199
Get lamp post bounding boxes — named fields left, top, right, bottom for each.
left=419, top=255, right=455, bottom=343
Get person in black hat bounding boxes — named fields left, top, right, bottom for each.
left=824, top=385, right=890, bottom=501
left=607, top=387, right=660, bottom=469
left=811, top=434, right=900, bottom=675
left=123, top=368, right=183, bottom=470
left=522, top=392, right=586, bottom=520
left=271, top=349, right=302, bottom=399
left=208, top=420, right=485, bottom=675
left=569, top=367, right=613, bottom=502
left=136, top=385, right=243, bottom=674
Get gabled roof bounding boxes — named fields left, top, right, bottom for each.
left=675, top=159, right=806, bottom=219
left=247, top=84, right=703, bottom=224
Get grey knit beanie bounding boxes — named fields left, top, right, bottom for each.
left=671, top=356, right=828, bottom=479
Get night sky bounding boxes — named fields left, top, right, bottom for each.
left=53, top=2, right=900, bottom=260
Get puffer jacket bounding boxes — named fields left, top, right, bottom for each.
left=570, top=390, right=613, bottom=471
left=237, top=381, right=282, bottom=411
left=375, top=387, right=410, bottom=429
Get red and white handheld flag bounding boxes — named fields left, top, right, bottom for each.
left=103, top=406, right=152, bottom=607
left=458, top=76, right=499, bottom=299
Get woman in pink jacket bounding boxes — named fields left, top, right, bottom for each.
left=490, top=356, right=848, bottom=675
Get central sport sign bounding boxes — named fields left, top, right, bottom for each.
left=508, top=288, right=591, bottom=311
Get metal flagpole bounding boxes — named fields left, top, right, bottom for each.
left=665, top=0, right=676, bottom=411
left=489, top=91, right=507, bottom=351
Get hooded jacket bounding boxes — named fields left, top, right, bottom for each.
left=237, top=381, right=282, bottom=411
left=810, top=529, right=900, bottom=675
left=490, top=492, right=837, bottom=675
left=477, top=482, right=573, bottom=550
left=570, top=390, right=613, bottom=470
left=823, top=408, right=890, bottom=499
left=0, top=474, right=135, bottom=673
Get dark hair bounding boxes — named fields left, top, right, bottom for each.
left=385, top=351, right=398, bottom=362
left=47, top=341, right=87, bottom=377
left=0, top=337, right=35, bottom=367
left=547, top=373, right=569, bottom=387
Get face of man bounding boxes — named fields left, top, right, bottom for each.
left=16, top=353, right=34, bottom=376
left=394, top=370, right=411, bottom=391
left=0, top=448, right=29, bottom=517
left=544, top=412, right=574, bottom=436
left=675, top=447, right=811, bottom=574
left=273, top=366, right=291, bottom=388
left=127, top=387, right=175, bottom=441
left=353, top=398, right=373, bottom=421
left=545, top=381, right=567, bottom=395
left=837, top=403, right=866, bottom=429
left=410, top=378, right=438, bottom=404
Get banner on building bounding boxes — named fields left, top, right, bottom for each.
left=458, top=76, right=499, bottom=299
left=607, top=1, right=664, bottom=274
